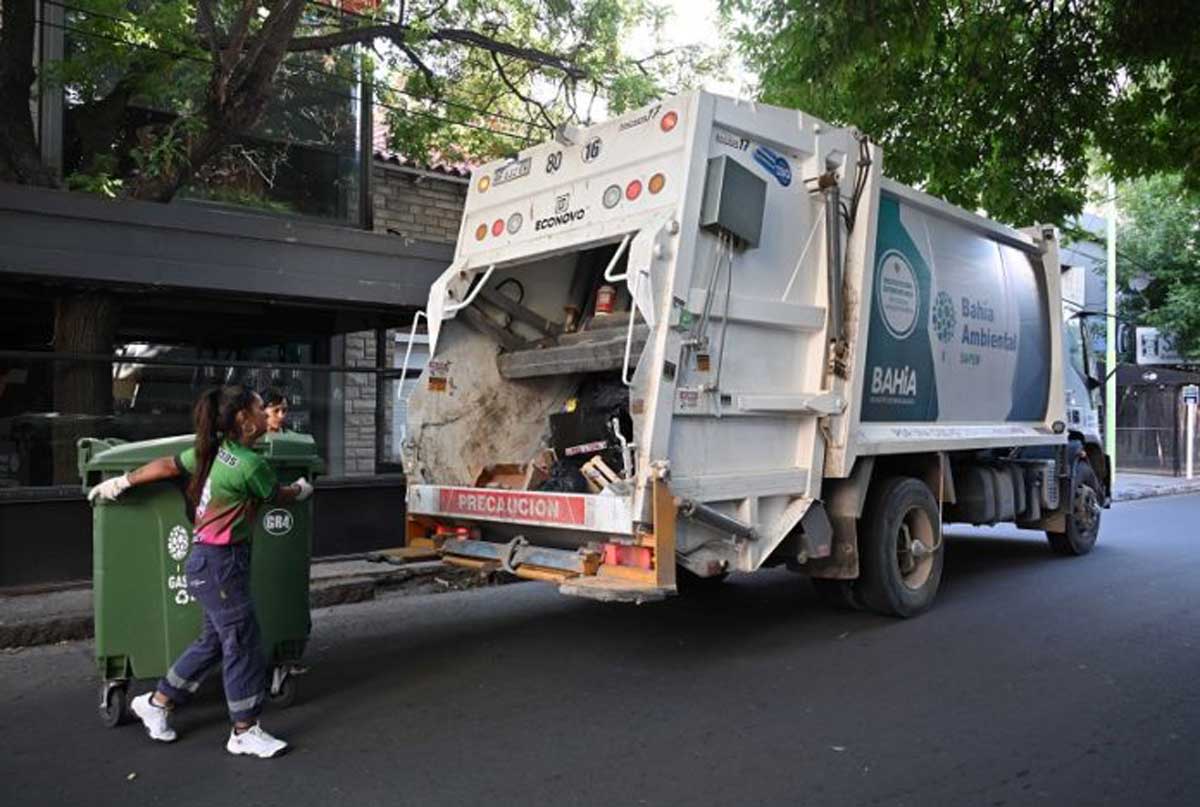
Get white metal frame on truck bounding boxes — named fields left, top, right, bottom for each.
left=402, top=91, right=1070, bottom=596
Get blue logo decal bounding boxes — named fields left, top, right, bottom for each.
left=752, top=145, right=792, bottom=187
left=932, top=291, right=957, bottom=343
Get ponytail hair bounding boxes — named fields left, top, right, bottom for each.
left=187, top=385, right=257, bottom=507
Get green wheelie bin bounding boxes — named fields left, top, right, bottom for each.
left=78, top=432, right=322, bottom=727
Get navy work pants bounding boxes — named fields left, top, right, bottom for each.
left=156, top=542, right=267, bottom=723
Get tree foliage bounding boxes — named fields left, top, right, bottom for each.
left=1115, top=174, right=1200, bottom=358
left=0, top=0, right=718, bottom=204
left=725, top=1, right=1200, bottom=226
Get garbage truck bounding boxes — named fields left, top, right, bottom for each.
left=398, top=90, right=1109, bottom=616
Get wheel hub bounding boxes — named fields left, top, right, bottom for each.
left=1074, top=483, right=1099, bottom=533
left=895, top=508, right=936, bottom=590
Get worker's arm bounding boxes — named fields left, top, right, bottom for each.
left=129, top=457, right=184, bottom=485
left=88, top=457, right=182, bottom=503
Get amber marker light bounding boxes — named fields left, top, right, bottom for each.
left=477, top=175, right=491, bottom=192
left=648, top=173, right=666, bottom=194
left=475, top=223, right=488, bottom=241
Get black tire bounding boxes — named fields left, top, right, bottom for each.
left=675, top=567, right=729, bottom=596
left=99, top=683, right=129, bottom=728
left=857, top=476, right=945, bottom=618
left=811, top=578, right=863, bottom=611
left=268, top=670, right=298, bottom=709
left=1047, top=459, right=1101, bottom=556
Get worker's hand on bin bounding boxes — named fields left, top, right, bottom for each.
left=88, top=474, right=132, bottom=503
left=293, top=477, right=314, bottom=502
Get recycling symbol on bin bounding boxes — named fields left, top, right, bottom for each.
left=167, top=525, right=191, bottom=562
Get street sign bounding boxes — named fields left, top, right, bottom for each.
left=1184, top=385, right=1200, bottom=406
left=1136, top=327, right=1196, bottom=366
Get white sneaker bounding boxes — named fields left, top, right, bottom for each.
left=226, top=723, right=288, bottom=759
left=130, top=693, right=177, bottom=743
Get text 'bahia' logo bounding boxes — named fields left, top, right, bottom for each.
left=871, top=365, right=918, bottom=398
left=932, top=291, right=957, bottom=343
left=752, top=145, right=792, bottom=187
left=263, top=509, right=293, bottom=536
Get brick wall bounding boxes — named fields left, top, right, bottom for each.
left=340, top=161, right=466, bottom=475
left=372, top=163, right=468, bottom=243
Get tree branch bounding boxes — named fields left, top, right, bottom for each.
left=285, top=23, right=587, bottom=79
left=490, top=52, right=557, bottom=130
left=195, top=0, right=223, bottom=63
left=0, top=0, right=57, bottom=186
left=398, top=42, right=437, bottom=87
left=223, top=0, right=260, bottom=78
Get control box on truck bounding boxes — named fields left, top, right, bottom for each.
left=399, top=91, right=1110, bottom=616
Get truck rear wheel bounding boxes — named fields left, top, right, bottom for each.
left=858, top=476, right=944, bottom=618
left=1047, top=459, right=1101, bottom=556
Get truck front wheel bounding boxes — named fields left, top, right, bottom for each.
left=1047, top=460, right=1101, bottom=556
left=858, top=476, right=944, bottom=618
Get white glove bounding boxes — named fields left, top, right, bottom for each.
left=293, top=477, right=314, bottom=502
left=88, top=474, right=132, bottom=503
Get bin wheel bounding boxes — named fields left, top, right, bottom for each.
left=268, top=668, right=298, bottom=709
left=99, top=682, right=129, bottom=728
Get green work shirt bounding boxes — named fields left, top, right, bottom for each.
left=176, top=440, right=279, bottom=546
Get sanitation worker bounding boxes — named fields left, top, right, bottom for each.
left=88, top=385, right=313, bottom=758
left=262, top=388, right=290, bottom=434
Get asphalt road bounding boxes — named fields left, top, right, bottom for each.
left=3, top=494, right=1198, bottom=807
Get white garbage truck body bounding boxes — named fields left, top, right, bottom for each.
left=401, top=91, right=1108, bottom=615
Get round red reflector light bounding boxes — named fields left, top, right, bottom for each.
left=475, top=223, right=488, bottom=241
left=648, top=173, right=666, bottom=194
left=625, top=179, right=642, bottom=200
left=492, top=219, right=505, bottom=237
left=660, top=111, right=678, bottom=132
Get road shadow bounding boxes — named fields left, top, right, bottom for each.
left=164, top=528, right=1128, bottom=733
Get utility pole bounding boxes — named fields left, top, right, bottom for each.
left=1106, top=180, right=1117, bottom=474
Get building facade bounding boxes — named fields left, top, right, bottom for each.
left=1, top=24, right=470, bottom=586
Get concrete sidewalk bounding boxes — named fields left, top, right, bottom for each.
left=0, top=557, right=501, bottom=650
left=1112, top=471, right=1200, bottom=502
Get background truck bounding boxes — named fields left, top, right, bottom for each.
left=398, top=90, right=1110, bottom=616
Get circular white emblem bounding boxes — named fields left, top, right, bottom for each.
left=876, top=250, right=920, bottom=340
left=167, top=525, right=191, bottom=562
left=263, top=508, right=293, bottom=536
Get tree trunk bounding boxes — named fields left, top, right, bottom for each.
left=51, top=293, right=120, bottom=483
left=0, top=0, right=57, bottom=186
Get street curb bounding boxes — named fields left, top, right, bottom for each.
left=0, top=563, right=467, bottom=651
left=1113, top=484, right=1200, bottom=503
